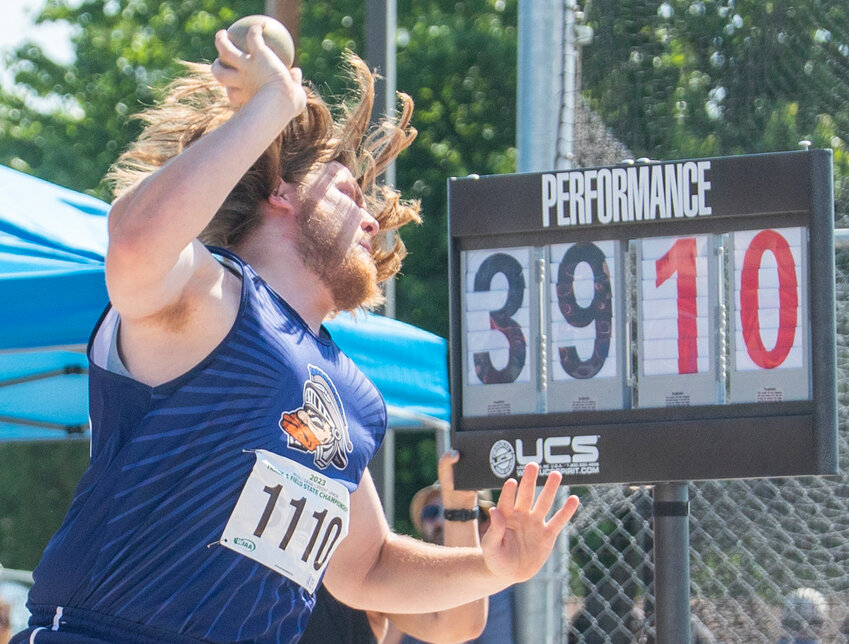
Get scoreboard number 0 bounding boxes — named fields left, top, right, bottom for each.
left=736, top=228, right=802, bottom=371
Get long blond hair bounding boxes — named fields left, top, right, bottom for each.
left=107, top=51, right=421, bottom=284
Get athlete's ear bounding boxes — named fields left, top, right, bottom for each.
left=267, top=177, right=297, bottom=212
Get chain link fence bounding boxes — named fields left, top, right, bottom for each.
left=563, top=1, right=849, bottom=642
left=567, top=418, right=849, bottom=643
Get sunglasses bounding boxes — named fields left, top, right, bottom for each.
left=420, top=504, right=443, bottom=522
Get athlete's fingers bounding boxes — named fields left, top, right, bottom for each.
left=546, top=495, right=581, bottom=534
left=513, top=461, right=539, bottom=512
left=497, top=477, right=518, bottom=520
left=531, top=470, right=562, bottom=516
left=290, top=67, right=303, bottom=87
left=211, top=58, right=241, bottom=85
left=482, top=506, right=506, bottom=547
left=215, top=29, right=245, bottom=69
left=210, top=58, right=247, bottom=106
left=244, top=24, right=266, bottom=57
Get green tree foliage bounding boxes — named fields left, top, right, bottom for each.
left=4, top=0, right=847, bottom=320
left=577, top=4, right=849, bottom=637
left=274, top=0, right=520, bottom=336
left=0, top=0, right=265, bottom=195
left=394, top=1, right=518, bottom=337
left=582, top=0, right=849, bottom=217
left=7, top=0, right=844, bottom=565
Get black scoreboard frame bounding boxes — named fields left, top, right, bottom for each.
left=447, top=150, right=837, bottom=489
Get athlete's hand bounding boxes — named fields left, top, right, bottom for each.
left=480, top=462, right=579, bottom=584
left=211, top=24, right=306, bottom=118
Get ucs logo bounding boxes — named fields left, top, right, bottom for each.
left=489, top=435, right=600, bottom=479
left=489, top=440, right=516, bottom=478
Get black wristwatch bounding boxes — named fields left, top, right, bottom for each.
left=443, top=506, right=480, bottom=522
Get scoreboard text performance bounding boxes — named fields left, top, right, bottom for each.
left=448, top=150, right=837, bottom=489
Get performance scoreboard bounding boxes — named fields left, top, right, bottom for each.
left=447, top=150, right=837, bottom=488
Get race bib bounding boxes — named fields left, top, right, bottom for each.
left=220, top=450, right=350, bottom=593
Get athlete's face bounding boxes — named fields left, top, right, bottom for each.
left=293, top=161, right=381, bottom=311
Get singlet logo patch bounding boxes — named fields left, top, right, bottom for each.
left=279, top=364, right=353, bottom=470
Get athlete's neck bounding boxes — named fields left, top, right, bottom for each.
left=232, top=243, right=334, bottom=333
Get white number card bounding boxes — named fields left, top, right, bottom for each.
left=220, top=450, right=350, bottom=593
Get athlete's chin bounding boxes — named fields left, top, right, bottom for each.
left=333, top=282, right=383, bottom=312
left=329, top=257, right=382, bottom=312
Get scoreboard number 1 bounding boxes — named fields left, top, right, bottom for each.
left=636, top=234, right=718, bottom=407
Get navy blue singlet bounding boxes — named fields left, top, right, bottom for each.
left=15, top=249, right=386, bottom=644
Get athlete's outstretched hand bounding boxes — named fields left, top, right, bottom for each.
left=480, top=462, right=580, bottom=584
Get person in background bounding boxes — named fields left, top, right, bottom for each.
left=839, top=610, right=849, bottom=644
left=778, top=587, right=827, bottom=644
left=383, top=454, right=516, bottom=644
left=0, top=573, right=30, bottom=644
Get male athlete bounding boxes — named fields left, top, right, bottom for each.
left=13, top=26, right=580, bottom=643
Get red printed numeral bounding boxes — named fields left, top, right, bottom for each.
left=739, top=230, right=798, bottom=369
left=655, top=237, right=699, bottom=374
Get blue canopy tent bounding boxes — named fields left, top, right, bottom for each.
left=0, top=165, right=450, bottom=445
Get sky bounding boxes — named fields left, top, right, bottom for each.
left=0, top=0, right=75, bottom=65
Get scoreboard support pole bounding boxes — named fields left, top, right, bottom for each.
left=653, top=482, right=691, bottom=643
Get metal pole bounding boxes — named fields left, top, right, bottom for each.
left=516, top=1, right=565, bottom=641
left=264, top=0, right=300, bottom=53
left=363, top=0, right=398, bottom=515
left=516, top=0, right=562, bottom=174
left=557, top=0, right=578, bottom=171
left=381, top=427, right=396, bottom=524
left=653, top=482, right=692, bottom=644
left=365, top=0, right=397, bottom=319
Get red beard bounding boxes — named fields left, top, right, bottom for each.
left=294, top=202, right=382, bottom=312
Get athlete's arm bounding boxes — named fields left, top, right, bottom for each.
left=322, top=461, right=579, bottom=615
left=105, top=26, right=306, bottom=321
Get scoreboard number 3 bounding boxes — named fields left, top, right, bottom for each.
left=465, top=247, right=531, bottom=385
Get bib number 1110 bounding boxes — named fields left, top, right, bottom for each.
left=254, top=485, right=343, bottom=571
